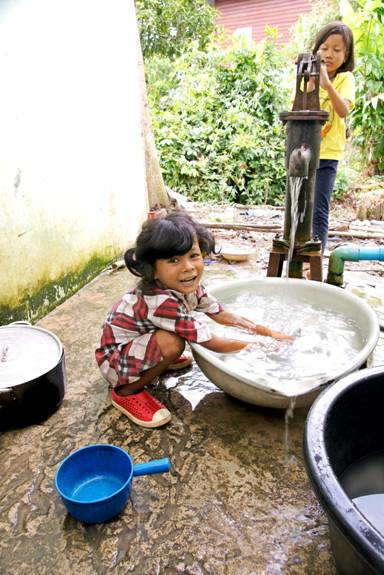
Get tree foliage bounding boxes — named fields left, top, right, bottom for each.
left=342, top=0, right=384, bottom=174
left=146, top=35, right=290, bottom=205
left=135, top=0, right=217, bottom=59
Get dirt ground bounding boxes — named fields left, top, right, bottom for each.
left=169, top=191, right=384, bottom=280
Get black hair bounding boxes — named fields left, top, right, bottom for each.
left=312, top=21, right=355, bottom=73
left=124, top=210, right=216, bottom=284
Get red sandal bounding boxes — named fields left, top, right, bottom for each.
left=111, top=389, right=171, bottom=428
left=167, top=351, right=193, bottom=371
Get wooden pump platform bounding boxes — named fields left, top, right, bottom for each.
left=267, top=249, right=323, bottom=281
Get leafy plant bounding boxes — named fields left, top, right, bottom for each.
left=333, top=161, right=354, bottom=200
left=342, top=0, right=384, bottom=174
left=146, top=35, right=290, bottom=205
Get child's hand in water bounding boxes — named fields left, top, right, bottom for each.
left=246, top=340, right=284, bottom=353
left=249, top=324, right=295, bottom=341
left=270, top=330, right=295, bottom=341
left=267, top=328, right=300, bottom=346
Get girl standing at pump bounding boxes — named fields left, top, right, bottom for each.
left=310, top=21, right=355, bottom=254
left=95, top=211, right=292, bottom=429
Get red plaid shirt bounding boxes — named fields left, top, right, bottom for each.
left=95, top=282, right=222, bottom=386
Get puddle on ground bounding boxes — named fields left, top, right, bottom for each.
left=344, top=279, right=384, bottom=367
left=349, top=284, right=384, bottom=327
left=164, top=366, right=220, bottom=410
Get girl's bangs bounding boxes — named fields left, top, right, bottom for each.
left=150, top=224, right=195, bottom=260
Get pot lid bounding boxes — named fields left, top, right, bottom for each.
left=0, top=323, right=63, bottom=388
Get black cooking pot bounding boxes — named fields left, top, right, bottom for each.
left=0, top=322, right=66, bottom=430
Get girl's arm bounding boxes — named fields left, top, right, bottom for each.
left=200, top=333, right=252, bottom=354
left=206, top=309, right=293, bottom=341
left=307, top=66, right=352, bottom=118
left=319, top=64, right=351, bottom=118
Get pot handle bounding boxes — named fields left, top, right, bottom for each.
left=132, top=458, right=171, bottom=476
left=8, top=321, right=32, bottom=326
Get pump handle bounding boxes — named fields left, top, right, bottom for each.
left=292, top=52, right=322, bottom=112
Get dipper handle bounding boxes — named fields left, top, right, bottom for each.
left=132, top=458, right=171, bottom=476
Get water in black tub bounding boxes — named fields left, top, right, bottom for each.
left=340, top=451, right=384, bottom=534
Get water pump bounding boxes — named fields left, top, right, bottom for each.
left=267, top=52, right=328, bottom=281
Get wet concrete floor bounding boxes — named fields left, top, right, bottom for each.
left=1, top=252, right=384, bottom=575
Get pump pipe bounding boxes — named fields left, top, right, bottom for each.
left=327, top=245, right=384, bottom=287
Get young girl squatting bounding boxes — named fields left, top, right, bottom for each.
left=95, top=211, right=292, bottom=428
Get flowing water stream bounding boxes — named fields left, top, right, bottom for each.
left=284, top=396, right=297, bottom=462
left=286, top=176, right=305, bottom=275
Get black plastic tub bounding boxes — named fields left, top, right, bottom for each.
left=304, top=366, right=384, bottom=575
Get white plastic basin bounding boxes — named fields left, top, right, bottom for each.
left=191, top=278, right=380, bottom=409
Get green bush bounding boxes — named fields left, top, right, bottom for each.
left=333, top=162, right=353, bottom=200
left=344, top=0, right=384, bottom=175
left=135, top=0, right=217, bottom=60
left=146, top=35, right=290, bottom=205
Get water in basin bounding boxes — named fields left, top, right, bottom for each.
left=202, top=292, right=363, bottom=396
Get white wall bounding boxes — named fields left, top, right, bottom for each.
left=0, top=0, right=148, bottom=319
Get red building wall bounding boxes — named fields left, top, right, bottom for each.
left=214, top=0, right=312, bottom=44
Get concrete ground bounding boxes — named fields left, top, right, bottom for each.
left=2, top=221, right=384, bottom=575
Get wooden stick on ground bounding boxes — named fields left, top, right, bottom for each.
left=198, top=221, right=281, bottom=233
left=199, top=220, right=384, bottom=240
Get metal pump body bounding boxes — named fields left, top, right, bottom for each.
left=268, top=52, right=328, bottom=281
left=276, top=52, right=328, bottom=252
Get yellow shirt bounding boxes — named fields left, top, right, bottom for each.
left=320, top=71, right=355, bottom=160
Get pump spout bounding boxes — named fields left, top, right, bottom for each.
left=288, top=144, right=311, bottom=178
